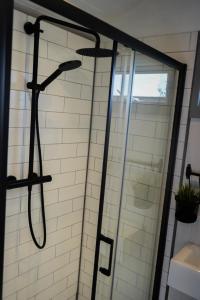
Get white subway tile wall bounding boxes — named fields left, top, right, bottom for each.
left=4, top=9, right=95, bottom=300
left=140, top=32, right=198, bottom=300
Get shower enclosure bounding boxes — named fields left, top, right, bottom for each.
left=0, top=1, right=186, bottom=299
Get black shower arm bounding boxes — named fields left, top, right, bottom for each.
left=25, top=14, right=101, bottom=184
left=35, top=15, right=100, bottom=47
left=25, top=14, right=101, bottom=183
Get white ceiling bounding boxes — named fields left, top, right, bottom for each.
left=65, top=0, right=200, bottom=37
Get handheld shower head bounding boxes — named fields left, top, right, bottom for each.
left=39, top=60, right=81, bottom=91
left=59, top=60, right=81, bottom=71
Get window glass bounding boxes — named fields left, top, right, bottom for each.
left=133, top=73, right=168, bottom=98
left=113, top=74, right=122, bottom=96
left=113, top=72, right=168, bottom=101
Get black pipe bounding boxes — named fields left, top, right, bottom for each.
left=25, top=16, right=99, bottom=250
left=35, top=15, right=100, bottom=47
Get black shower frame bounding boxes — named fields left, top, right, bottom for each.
left=0, top=0, right=186, bottom=299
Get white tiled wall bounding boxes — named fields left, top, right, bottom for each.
left=4, top=9, right=95, bottom=300
left=139, top=32, right=198, bottom=300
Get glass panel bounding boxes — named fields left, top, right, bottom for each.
left=115, top=72, right=168, bottom=99
left=78, top=38, right=114, bottom=299
left=111, top=52, right=178, bottom=300
left=95, top=44, right=135, bottom=300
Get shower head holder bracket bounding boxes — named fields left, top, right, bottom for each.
left=27, top=82, right=45, bottom=92
left=24, top=22, right=43, bottom=35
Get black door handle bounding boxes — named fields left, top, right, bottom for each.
left=99, top=234, right=114, bottom=276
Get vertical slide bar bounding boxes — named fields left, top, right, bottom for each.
left=91, top=40, right=118, bottom=299
left=28, top=23, right=40, bottom=178
left=0, top=0, right=14, bottom=298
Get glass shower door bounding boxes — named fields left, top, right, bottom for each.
left=92, top=43, right=135, bottom=299
left=111, top=53, right=178, bottom=300
left=93, top=49, right=179, bottom=300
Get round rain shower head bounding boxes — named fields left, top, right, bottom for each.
left=76, top=48, right=114, bottom=58
left=59, top=60, right=82, bottom=71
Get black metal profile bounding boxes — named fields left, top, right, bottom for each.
left=0, top=0, right=14, bottom=298
left=91, top=40, right=118, bottom=299
left=152, top=64, right=187, bottom=300
left=33, top=14, right=100, bottom=46
left=30, top=0, right=183, bottom=70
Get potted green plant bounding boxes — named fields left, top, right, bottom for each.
left=175, top=184, right=200, bottom=223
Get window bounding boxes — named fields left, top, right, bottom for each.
left=113, top=74, right=123, bottom=96
left=113, top=71, right=169, bottom=103
left=133, top=73, right=168, bottom=98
